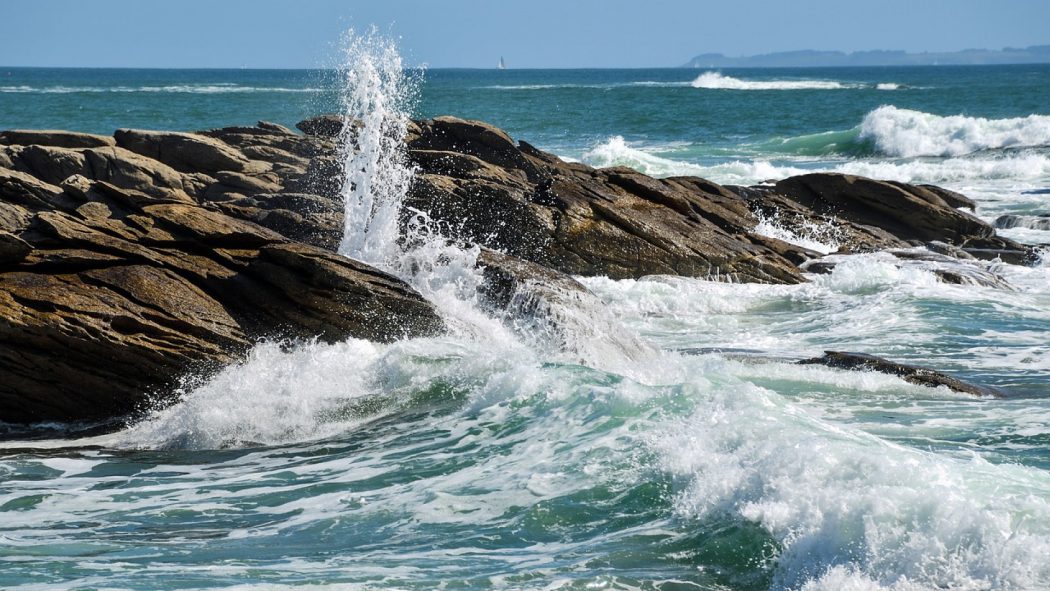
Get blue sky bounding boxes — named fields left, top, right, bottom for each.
left=2, top=0, right=1048, bottom=68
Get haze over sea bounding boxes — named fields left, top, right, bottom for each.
left=2, top=57, right=1050, bottom=590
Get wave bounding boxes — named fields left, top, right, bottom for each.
left=0, top=84, right=321, bottom=94
left=581, top=134, right=1050, bottom=186
left=690, top=71, right=854, bottom=90
left=860, top=105, right=1050, bottom=157
left=481, top=81, right=693, bottom=90
left=582, top=136, right=714, bottom=177
left=756, top=106, right=1050, bottom=159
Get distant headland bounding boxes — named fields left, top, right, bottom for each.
left=681, top=45, right=1050, bottom=68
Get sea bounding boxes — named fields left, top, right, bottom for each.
left=1, top=39, right=1050, bottom=591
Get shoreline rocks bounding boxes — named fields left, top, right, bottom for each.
left=0, top=114, right=1036, bottom=429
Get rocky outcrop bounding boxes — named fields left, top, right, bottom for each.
left=799, top=351, right=1004, bottom=398
left=0, top=114, right=1035, bottom=427
left=0, top=124, right=442, bottom=426
left=396, top=116, right=1033, bottom=283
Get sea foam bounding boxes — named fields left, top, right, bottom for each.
left=860, top=105, right=1050, bottom=157
left=691, top=72, right=851, bottom=90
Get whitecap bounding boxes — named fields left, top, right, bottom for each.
left=860, top=105, right=1050, bottom=157
left=691, top=71, right=852, bottom=90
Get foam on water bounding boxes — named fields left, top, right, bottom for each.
left=691, top=72, right=853, bottom=90
left=657, top=381, right=1050, bottom=590
left=860, top=106, right=1050, bottom=158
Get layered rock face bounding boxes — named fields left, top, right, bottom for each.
left=0, top=115, right=1034, bottom=426
left=400, top=117, right=1034, bottom=280
left=0, top=126, right=442, bottom=425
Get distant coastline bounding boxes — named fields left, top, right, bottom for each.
left=682, top=45, right=1050, bottom=68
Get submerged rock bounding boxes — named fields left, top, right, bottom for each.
left=799, top=351, right=1004, bottom=398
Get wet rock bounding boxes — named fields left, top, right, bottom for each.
left=773, top=173, right=993, bottom=244
left=0, top=170, right=443, bottom=425
left=994, top=214, right=1050, bottom=231
left=296, top=114, right=350, bottom=138
left=405, top=117, right=808, bottom=284
left=799, top=351, right=1004, bottom=397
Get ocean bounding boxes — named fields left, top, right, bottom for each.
left=1, top=54, right=1050, bottom=590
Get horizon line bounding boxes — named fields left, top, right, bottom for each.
left=4, top=63, right=1050, bottom=72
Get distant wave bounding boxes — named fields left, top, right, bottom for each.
left=690, top=72, right=853, bottom=90
left=0, top=85, right=321, bottom=94
left=481, top=77, right=905, bottom=92
left=481, top=81, right=692, bottom=90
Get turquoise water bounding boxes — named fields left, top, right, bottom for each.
left=2, top=62, right=1050, bottom=590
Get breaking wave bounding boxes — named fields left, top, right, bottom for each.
left=580, top=134, right=1050, bottom=187
left=768, top=106, right=1050, bottom=158
left=691, top=72, right=854, bottom=90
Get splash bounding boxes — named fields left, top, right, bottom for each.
left=752, top=210, right=843, bottom=255
left=335, top=28, right=418, bottom=265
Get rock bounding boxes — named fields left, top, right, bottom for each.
left=477, top=248, right=591, bottom=313
left=411, top=116, right=545, bottom=182
left=82, top=146, right=200, bottom=201
left=915, top=183, right=977, bottom=211
left=800, top=260, right=837, bottom=274
left=405, top=117, right=808, bottom=283
left=0, top=169, right=443, bottom=425
left=925, top=240, right=977, bottom=260
left=799, top=351, right=1004, bottom=397
left=114, top=129, right=265, bottom=175
left=773, top=173, right=994, bottom=245
left=994, top=214, right=1050, bottom=231
left=296, top=114, right=350, bottom=138
left=475, top=248, right=654, bottom=361
left=256, top=121, right=296, bottom=134
left=0, top=129, right=115, bottom=149
left=0, top=231, right=31, bottom=263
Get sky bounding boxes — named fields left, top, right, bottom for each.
left=2, top=0, right=1048, bottom=69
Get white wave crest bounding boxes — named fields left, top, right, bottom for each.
left=834, top=152, right=1050, bottom=184
left=860, top=105, right=1050, bottom=157
left=658, top=382, right=1050, bottom=590
left=579, top=135, right=1050, bottom=188
left=691, top=72, right=850, bottom=90
left=876, top=83, right=903, bottom=90
left=582, top=136, right=712, bottom=177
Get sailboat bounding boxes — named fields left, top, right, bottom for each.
left=498, top=56, right=506, bottom=70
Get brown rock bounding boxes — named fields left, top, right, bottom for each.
left=0, top=130, right=116, bottom=149
left=114, top=128, right=265, bottom=175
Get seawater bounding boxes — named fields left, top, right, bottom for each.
left=1, top=46, right=1050, bottom=590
